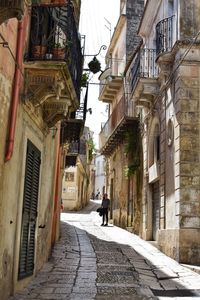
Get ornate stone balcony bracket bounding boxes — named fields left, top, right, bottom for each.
left=24, top=69, right=72, bottom=127
left=0, top=0, right=29, bottom=24
left=43, top=96, right=72, bottom=127
left=156, top=53, right=175, bottom=86
left=134, top=78, right=159, bottom=108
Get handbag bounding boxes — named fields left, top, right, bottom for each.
left=96, top=207, right=103, bottom=216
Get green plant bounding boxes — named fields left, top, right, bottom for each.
left=53, top=40, right=72, bottom=49
left=53, top=42, right=63, bottom=48
left=86, top=138, right=96, bottom=161
left=81, top=72, right=89, bottom=87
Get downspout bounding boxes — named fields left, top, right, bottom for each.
left=51, top=124, right=61, bottom=245
left=5, top=19, right=25, bottom=162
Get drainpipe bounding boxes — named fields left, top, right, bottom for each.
left=5, top=19, right=25, bottom=162
left=51, top=124, right=61, bottom=245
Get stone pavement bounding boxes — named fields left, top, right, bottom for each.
left=9, top=200, right=200, bottom=300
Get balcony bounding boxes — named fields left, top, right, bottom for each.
left=60, top=94, right=87, bottom=144
left=130, top=49, right=159, bottom=105
left=156, top=16, right=177, bottom=80
left=24, top=3, right=83, bottom=127
left=99, top=95, right=138, bottom=156
left=0, top=0, right=25, bottom=24
left=156, top=15, right=175, bottom=56
left=65, top=139, right=86, bottom=167
left=99, top=59, right=124, bottom=103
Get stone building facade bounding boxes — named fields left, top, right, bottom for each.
left=94, top=153, right=106, bottom=199
left=100, top=0, right=200, bottom=264
left=0, top=1, right=83, bottom=299
left=62, top=127, right=94, bottom=210
left=133, top=0, right=200, bottom=264
left=99, top=0, right=144, bottom=230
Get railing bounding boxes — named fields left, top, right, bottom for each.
left=67, top=140, right=86, bottom=155
left=156, top=15, right=174, bottom=55
left=130, top=48, right=158, bottom=93
left=32, top=1, right=67, bottom=4
left=130, top=52, right=140, bottom=94
left=99, top=57, right=125, bottom=96
left=99, top=95, right=134, bottom=147
left=28, top=3, right=83, bottom=100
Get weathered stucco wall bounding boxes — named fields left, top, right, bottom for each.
left=0, top=99, right=58, bottom=297
left=0, top=19, right=18, bottom=300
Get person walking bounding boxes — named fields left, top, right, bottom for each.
left=101, top=193, right=110, bottom=226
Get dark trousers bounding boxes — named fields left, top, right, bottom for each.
left=102, top=208, right=108, bottom=224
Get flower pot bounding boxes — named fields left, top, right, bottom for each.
left=32, top=45, right=47, bottom=59
left=53, top=48, right=65, bottom=59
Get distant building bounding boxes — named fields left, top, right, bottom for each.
left=62, top=127, right=94, bottom=210
left=94, top=153, right=106, bottom=199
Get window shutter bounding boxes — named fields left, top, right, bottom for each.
left=18, top=140, right=41, bottom=279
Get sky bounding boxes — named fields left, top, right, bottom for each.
left=79, top=0, right=120, bottom=149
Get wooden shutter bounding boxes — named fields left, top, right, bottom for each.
left=18, top=140, right=41, bottom=279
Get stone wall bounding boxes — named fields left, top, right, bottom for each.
left=126, top=0, right=144, bottom=61
left=180, top=0, right=200, bottom=39
left=158, top=47, right=200, bottom=264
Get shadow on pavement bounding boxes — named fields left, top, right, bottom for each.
left=61, top=200, right=200, bottom=299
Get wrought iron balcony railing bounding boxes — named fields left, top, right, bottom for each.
left=67, top=140, right=86, bottom=156
left=130, top=48, right=158, bottom=93
left=99, top=95, right=135, bottom=150
left=65, top=139, right=86, bottom=167
left=32, top=1, right=67, bottom=5
left=27, top=3, right=83, bottom=100
left=156, top=15, right=175, bottom=55
left=60, top=92, right=87, bottom=144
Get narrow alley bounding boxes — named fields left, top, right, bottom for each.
left=9, top=200, right=200, bottom=300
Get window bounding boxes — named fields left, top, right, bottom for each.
left=65, top=172, right=74, bottom=182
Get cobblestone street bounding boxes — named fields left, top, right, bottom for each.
left=9, top=200, right=200, bottom=300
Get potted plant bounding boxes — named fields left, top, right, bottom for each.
left=53, top=42, right=65, bottom=59
left=88, top=57, right=101, bottom=74
left=31, top=7, right=48, bottom=59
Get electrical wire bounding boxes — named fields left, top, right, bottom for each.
left=0, top=32, right=24, bottom=77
